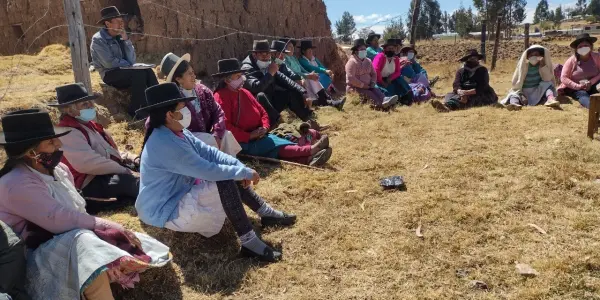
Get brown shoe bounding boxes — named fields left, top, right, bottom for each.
left=309, top=148, right=332, bottom=166
left=431, top=99, right=450, bottom=113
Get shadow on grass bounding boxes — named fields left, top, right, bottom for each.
left=117, top=221, right=265, bottom=298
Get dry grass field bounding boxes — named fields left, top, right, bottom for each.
left=4, top=44, right=600, bottom=300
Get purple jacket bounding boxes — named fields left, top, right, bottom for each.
left=145, top=83, right=226, bottom=139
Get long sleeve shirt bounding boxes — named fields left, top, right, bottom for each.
left=345, top=55, right=377, bottom=89
left=90, top=28, right=136, bottom=79
left=560, top=52, right=600, bottom=91
left=284, top=56, right=311, bottom=78
left=372, top=52, right=402, bottom=84
left=366, top=46, right=383, bottom=60
left=299, top=56, right=328, bottom=74
left=136, top=126, right=253, bottom=227
left=214, top=87, right=271, bottom=143
left=182, top=83, right=227, bottom=139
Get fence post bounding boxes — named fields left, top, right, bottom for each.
left=524, top=23, right=530, bottom=49
left=63, top=0, right=92, bottom=94
left=587, top=94, right=600, bottom=139
left=480, top=20, right=487, bottom=63
left=409, top=0, right=421, bottom=48
left=491, top=16, right=502, bottom=71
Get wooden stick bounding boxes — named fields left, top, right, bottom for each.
left=63, top=0, right=92, bottom=93
left=238, top=154, right=327, bottom=171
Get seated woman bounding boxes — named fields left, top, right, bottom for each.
left=432, top=49, right=498, bottom=112
left=398, top=46, right=438, bottom=87
left=52, top=83, right=138, bottom=215
left=136, top=83, right=297, bottom=262
left=346, top=39, right=398, bottom=109
left=0, top=109, right=170, bottom=300
left=366, top=32, right=383, bottom=60
left=212, top=59, right=333, bottom=167
left=280, top=38, right=344, bottom=108
left=500, top=45, right=560, bottom=110
left=297, top=40, right=336, bottom=93
left=0, top=221, right=27, bottom=300
left=157, top=52, right=241, bottom=156
left=373, top=39, right=413, bottom=106
left=559, top=33, right=600, bottom=108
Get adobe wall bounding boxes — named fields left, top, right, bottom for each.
left=0, top=0, right=344, bottom=79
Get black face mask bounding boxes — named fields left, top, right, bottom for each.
left=465, top=60, right=479, bottom=68
left=34, top=150, right=63, bottom=171
left=385, top=51, right=395, bottom=58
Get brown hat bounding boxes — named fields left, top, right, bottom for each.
left=459, top=49, right=484, bottom=62
left=570, top=33, right=598, bottom=49
left=250, top=40, right=276, bottom=53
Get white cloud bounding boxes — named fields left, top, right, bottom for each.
left=354, top=13, right=391, bottom=24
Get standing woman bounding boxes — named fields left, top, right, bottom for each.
left=136, top=83, right=297, bottom=262
left=157, top=52, right=241, bottom=156
left=559, top=33, right=600, bottom=108
left=345, top=39, right=398, bottom=109
left=0, top=109, right=171, bottom=300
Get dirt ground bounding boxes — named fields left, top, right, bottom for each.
left=3, top=43, right=600, bottom=300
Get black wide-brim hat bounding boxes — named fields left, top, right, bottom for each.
left=271, top=40, right=291, bottom=53
left=250, top=40, right=276, bottom=53
left=0, top=109, right=70, bottom=145
left=298, top=40, right=317, bottom=49
left=570, top=33, right=598, bottom=49
left=97, top=6, right=127, bottom=24
left=366, top=33, right=381, bottom=43
left=47, top=83, right=98, bottom=107
left=212, top=58, right=243, bottom=77
left=280, top=36, right=297, bottom=47
left=459, top=49, right=484, bottom=62
left=135, top=83, right=195, bottom=115
left=351, top=38, right=367, bottom=51
left=160, top=52, right=191, bottom=83
left=400, top=46, right=418, bottom=56
left=382, top=39, right=397, bottom=48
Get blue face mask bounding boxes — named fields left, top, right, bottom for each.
left=358, top=50, right=367, bottom=59
left=76, top=108, right=97, bottom=122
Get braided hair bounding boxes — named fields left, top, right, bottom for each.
left=140, top=103, right=179, bottom=156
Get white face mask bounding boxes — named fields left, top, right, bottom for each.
left=528, top=56, right=540, bottom=65
left=177, top=106, right=192, bottom=129
left=578, top=47, right=591, bottom=56
left=358, top=50, right=367, bottom=59
left=407, top=52, right=415, bottom=60
left=256, top=60, right=271, bottom=70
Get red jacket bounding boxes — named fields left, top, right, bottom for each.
left=213, top=87, right=270, bottom=143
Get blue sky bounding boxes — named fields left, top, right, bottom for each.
left=324, top=0, right=578, bottom=34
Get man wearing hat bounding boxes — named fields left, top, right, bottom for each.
left=366, top=32, right=383, bottom=60
left=90, top=6, right=159, bottom=119
left=432, top=49, right=498, bottom=112
left=52, top=83, right=139, bottom=214
left=558, top=33, right=600, bottom=108
left=241, top=40, right=324, bottom=130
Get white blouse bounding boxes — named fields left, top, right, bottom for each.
left=381, top=59, right=396, bottom=78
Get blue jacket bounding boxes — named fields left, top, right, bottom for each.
left=90, top=28, right=136, bottom=79
left=298, top=56, right=327, bottom=74
left=136, top=127, right=254, bottom=227
left=410, top=60, right=427, bottom=77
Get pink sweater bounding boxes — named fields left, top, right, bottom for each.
left=559, top=52, right=600, bottom=90
left=345, top=55, right=377, bottom=89
left=0, top=163, right=97, bottom=239
left=372, top=52, right=402, bottom=84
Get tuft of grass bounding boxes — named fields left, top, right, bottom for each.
left=3, top=45, right=600, bottom=299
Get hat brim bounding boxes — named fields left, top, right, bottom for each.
left=211, top=69, right=244, bottom=78
left=47, top=94, right=99, bottom=107
left=459, top=54, right=484, bottom=62
left=273, top=49, right=292, bottom=53
left=97, top=13, right=128, bottom=24
left=570, top=37, right=598, bottom=48
left=400, top=46, right=417, bottom=54
left=166, top=53, right=191, bottom=83
left=249, top=49, right=277, bottom=53
left=298, top=46, right=317, bottom=49
left=135, top=96, right=196, bottom=116
left=0, top=127, right=71, bottom=145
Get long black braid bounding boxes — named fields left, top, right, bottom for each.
left=140, top=103, right=178, bottom=156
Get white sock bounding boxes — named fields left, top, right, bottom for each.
left=256, top=203, right=285, bottom=218
left=240, top=231, right=268, bottom=254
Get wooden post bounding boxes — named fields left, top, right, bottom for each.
left=480, top=20, right=487, bottom=63
left=409, top=0, right=421, bottom=47
left=491, top=16, right=502, bottom=71
left=587, top=94, right=600, bottom=139
left=63, top=0, right=92, bottom=94
left=524, top=23, right=530, bottom=49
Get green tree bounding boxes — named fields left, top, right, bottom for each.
left=588, top=0, right=600, bottom=16
left=533, top=0, right=550, bottom=24
left=356, top=27, right=372, bottom=40
left=554, top=6, right=564, bottom=28
left=455, top=5, right=475, bottom=37
left=407, top=0, right=444, bottom=39
left=575, top=0, right=587, bottom=15
left=335, top=11, right=356, bottom=43
left=383, top=18, right=407, bottom=41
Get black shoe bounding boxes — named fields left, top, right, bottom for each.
left=262, top=212, right=297, bottom=227
left=241, top=245, right=282, bottom=263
